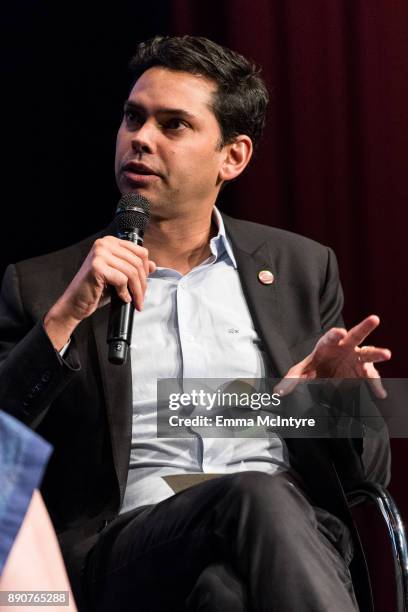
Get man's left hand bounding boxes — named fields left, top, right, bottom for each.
left=276, top=315, right=391, bottom=399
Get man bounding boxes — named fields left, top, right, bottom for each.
left=0, top=36, right=391, bottom=611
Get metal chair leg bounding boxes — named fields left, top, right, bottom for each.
left=348, top=483, right=408, bottom=612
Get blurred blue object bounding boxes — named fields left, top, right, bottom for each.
left=0, top=411, right=52, bottom=574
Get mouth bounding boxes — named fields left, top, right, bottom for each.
left=121, top=161, right=161, bottom=186
left=122, top=161, right=160, bottom=176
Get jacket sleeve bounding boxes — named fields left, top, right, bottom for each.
left=319, top=247, right=345, bottom=331
left=319, top=247, right=391, bottom=488
left=0, top=264, right=81, bottom=427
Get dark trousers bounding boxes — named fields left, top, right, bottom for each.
left=84, top=471, right=359, bottom=611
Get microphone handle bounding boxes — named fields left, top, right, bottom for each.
left=107, top=230, right=144, bottom=365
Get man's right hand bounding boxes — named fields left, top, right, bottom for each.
left=44, top=236, right=156, bottom=351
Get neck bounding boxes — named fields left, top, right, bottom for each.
left=143, top=210, right=218, bottom=275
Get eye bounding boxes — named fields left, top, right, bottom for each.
left=124, top=110, right=143, bottom=126
left=164, top=118, right=188, bottom=131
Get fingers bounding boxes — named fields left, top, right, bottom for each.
left=273, top=376, right=300, bottom=397
left=55, top=236, right=156, bottom=325
left=95, top=237, right=153, bottom=274
left=94, top=265, right=130, bottom=303
left=356, top=345, right=392, bottom=365
left=362, top=363, right=388, bottom=399
left=273, top=358, right=312, bottom=396
left=316, top=327, right=347, bottom=349
left=105, top=253, right=146, bottom=310
left=340, top=315, right=380, bottom=348
left=92, top=237, right=156, bottom=310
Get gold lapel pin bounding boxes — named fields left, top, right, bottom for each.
left=258, top=270, right=274, bottom=285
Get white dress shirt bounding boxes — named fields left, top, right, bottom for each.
left=120, top=208, right=290, bottom=512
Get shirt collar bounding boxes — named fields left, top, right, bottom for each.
left=210, top=206, right=237, bottom=268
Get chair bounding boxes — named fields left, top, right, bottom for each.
left=348, top=483, right=408, bottom=612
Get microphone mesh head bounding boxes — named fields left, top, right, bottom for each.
left=111, top=193, right=151, bottom=234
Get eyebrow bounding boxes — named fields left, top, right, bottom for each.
left=123, top=100, right=197, bottom=121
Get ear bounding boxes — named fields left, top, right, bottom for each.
left=218, top=135, right=253, bottom=182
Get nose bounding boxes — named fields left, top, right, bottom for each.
left=131, top=120, right=156, bottom=155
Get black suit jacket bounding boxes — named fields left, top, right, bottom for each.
left=0, top=214, right=390, bottom=607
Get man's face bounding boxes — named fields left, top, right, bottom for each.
left=115, top=67, right=228, bottom=219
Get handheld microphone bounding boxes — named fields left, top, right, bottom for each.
left=107, top=193, right=150, bottom=365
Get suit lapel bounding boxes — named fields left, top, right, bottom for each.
left=91, top=303, right=133, bottom=504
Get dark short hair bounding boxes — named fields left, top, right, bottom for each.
left=128, top=35, right=269, bottom=149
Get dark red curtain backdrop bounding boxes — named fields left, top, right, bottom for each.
left=169, top=0, right=408, bottom=516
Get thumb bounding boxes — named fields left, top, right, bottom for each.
left=273, top=361, right=307, bottom=396
left=317, top=327, right=347, bottom=348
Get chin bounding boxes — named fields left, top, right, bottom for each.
left=119, top=183, right=152, bottom=198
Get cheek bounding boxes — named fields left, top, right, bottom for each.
left=114, top=130, right=127, bottom=169
left=178, top=146, right=219, bottom=173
